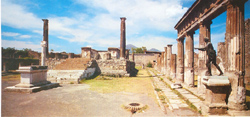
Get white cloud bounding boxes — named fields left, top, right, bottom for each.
left=19, top=35, right=31, bottom=38
left=2, top=32, right=20, bottom=37
left=2, top=40, right=41, bottom=51
left=1, top=0, right=42, bottom=29
left=2, top=0, right=189, bottom=52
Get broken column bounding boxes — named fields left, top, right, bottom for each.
left=120, top=17, right=126, bottom=59
left=226, top=0, right=247, bottom=110
left=42, top=19, right=49, bottom=57
left=166, top=45, right=172, bottom=77
left=177, top=38, right=184, bottom=83
left=185, top=32, right=194, bottom=87
left=41, top=41, right=47, bottom=66
left=125, top=49, right=130, bottom=59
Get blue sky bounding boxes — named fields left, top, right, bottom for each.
left=1, top=0, right=250, bottom=54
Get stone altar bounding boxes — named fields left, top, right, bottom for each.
left=5, top=66, right=59, bottom=93
left=201, top=76, right=230, bottom=115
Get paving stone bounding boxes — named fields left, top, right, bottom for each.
left=188, top=98, right=202, bottom=103
left=181, top=94, right=197, bottom=99
left=169, top=99, right=183, bottom=104
left=178, top=104, right=189, bottom=107
left=171, top=104, right=179, bottom=109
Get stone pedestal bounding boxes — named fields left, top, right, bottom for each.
left=5, top=66, right=59, bottom=93
left=201, top=76, right=230, bottom=115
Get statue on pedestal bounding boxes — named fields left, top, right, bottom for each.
left=195, top=37, right=223, bottom=76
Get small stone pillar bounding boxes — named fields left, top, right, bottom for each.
left=42, top=19, right=49, bottom=57
left=166, top=45, right=172, bottom=77
left=120, top=17, right=126, bottom=59
left=177, top=38, right=184, bottom=83
left=185, top=32, right=194, bottom=87
left=68, top=53, right=74, bottom=58
left=41, top=41, right=47, bottom=66
left=201, top=76, right=230, bottom=115
left=132, top=52, right=134, bottom=62
left=125, top=49, right=130, bottom=59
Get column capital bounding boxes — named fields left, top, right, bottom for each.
left=176, top=37, right=184, bottom=42
left=42, top=19, right=48, bottom=22
left=185, top=31, right=195, bottom=36
left=167, top=44, right=173, bottom=47
left=120, top=17, right=126, bottom=20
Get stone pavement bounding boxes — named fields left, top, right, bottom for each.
left=148, top=70, right=200, bottom=116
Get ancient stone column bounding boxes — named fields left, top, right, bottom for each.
left=42, top=19, right=49, bottom=57
left=198, top=21, right=212, bottom=93
left=171, top=54, right=177, bottom=80
left=185, top=32, right=194, bottom=87
left=164, top=47, right=168, bottom=75
left=166, top=45, right=172, bottom=77
left=120, top=17, right=126, bottom=59
left=41, top=41, right=47, bottom=66
left=177, top=38, right=184, bottom=83
left=225, top=0, right=247, bottom=110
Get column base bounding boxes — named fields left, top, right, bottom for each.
left=201, top=103, right=228, bottom=115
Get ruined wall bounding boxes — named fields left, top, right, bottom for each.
left=129, top=53, right=158, bottom=66
left=96, top=59, right=136, bottom=76
left=245, top=19, right=250, bottom=83
left=2, top=58, right=39, bottom=71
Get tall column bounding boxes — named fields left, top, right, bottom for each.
left=41, top=41, right=47, bottom=66
left=198, top=21, right=212, bottom=93
left=185, top=32, right=194, bottom=87
left=120, top=17, right=126, bottom=59
left=166, top=45, right=172, bottom=77
left=226, top=0, right=247, bottom=110
left=42, top=19, right=49, bottom=57
left=177, top=38, right=184, bottom=83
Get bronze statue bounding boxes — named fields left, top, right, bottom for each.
left=195, top=37, right=223, bottom=76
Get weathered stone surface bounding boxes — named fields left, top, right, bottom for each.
left=120, top=17, right=126, bottom=59
left=42, top=19, right=49, bottom=56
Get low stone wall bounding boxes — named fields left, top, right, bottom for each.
left=97, top=59, right=136, bottom=76
left=47, top=68, right=95, bottom=84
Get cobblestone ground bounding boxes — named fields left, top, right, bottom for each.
left=148, top=70, right=201, bottom=116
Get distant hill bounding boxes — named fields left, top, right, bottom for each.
left=148, top=48, right=160, bottom=52
left=126, top=44, right=137, bottom=50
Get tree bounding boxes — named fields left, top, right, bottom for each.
left=2, top=47, right=16, bottom=58
left=132, top=47, right=147, bottom=53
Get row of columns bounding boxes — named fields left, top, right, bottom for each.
left=156, top=45, right=176, bottom=79
left=175, top=0, right=247, bottom=110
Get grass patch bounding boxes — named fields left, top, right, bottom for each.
left=81, top=69, right=156, bottom=100
left=2, top=72, right=20, bottom=81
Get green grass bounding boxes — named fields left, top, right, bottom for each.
left=2, top=72, right=20, bottom=81
left=80, top=69, right=156, bottom=100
